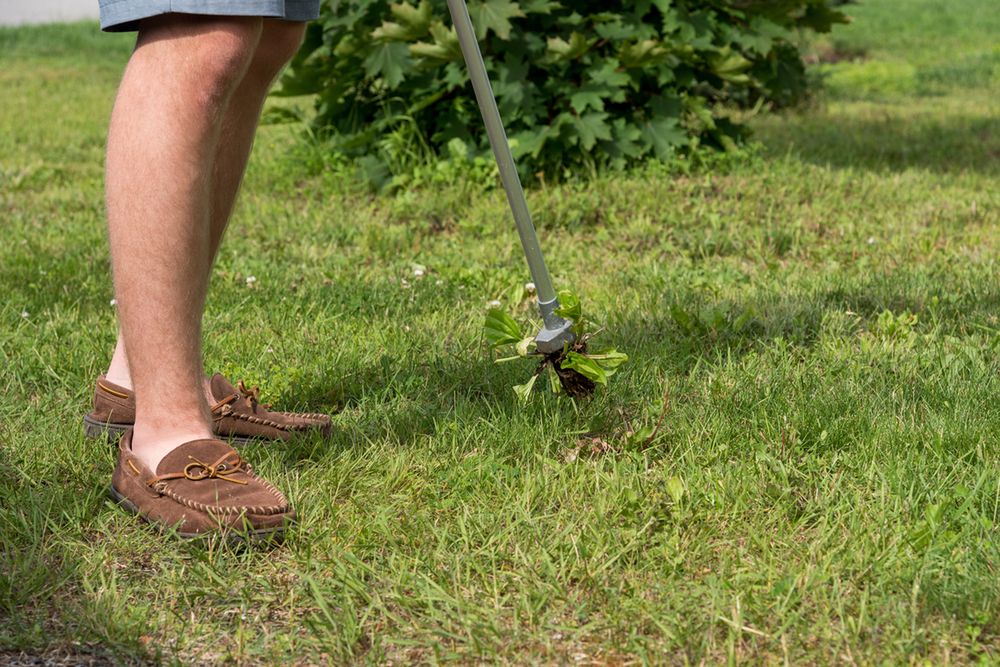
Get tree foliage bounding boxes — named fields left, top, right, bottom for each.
left=277, top=0, right=850, bottom=179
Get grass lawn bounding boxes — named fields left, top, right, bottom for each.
left=2, top=0, right=1000, bottom=663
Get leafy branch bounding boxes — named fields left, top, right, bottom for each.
left=278, top=0, right=852, bottom=186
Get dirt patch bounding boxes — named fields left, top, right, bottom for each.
left=542, top=341, right=595, bottom=398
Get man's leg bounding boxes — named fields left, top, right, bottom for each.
left=105, top=19, right=306, bottom=395
left=208, top=19, right=307, bottom=259
left=106, top=15, right=263, bottom=471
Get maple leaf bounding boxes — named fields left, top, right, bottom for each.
left=468, top=0, right=525, bottom=40
left=363, top=42, right=411, bottom=88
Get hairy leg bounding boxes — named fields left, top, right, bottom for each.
left=209, top=19, right=307, bottom=259
left=105, top=19, right=306, bottom=394
left=106, top=14, right=263, bottom=470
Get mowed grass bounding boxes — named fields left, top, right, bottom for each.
left=2, top=1, right=1000, bottom=663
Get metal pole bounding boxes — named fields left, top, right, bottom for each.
left=445, top=0, right=563, bottom=328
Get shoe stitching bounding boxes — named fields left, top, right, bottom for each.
left=213, top=405, right=297, bottom=431
left=157, top=484, right=288, bottom=516
left=275, top=411, right=330, bottom=422
left=151, top=468, right=289, bottom=516
left=120, top=439, right=289, bottom=516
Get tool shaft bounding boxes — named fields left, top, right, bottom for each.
left=446, top=0, right=558, bottom=310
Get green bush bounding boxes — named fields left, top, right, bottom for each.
left=277, top=0, right=850, bottom=181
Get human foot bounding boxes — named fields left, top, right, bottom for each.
left=111, top=430, right=293, bottom=542
left=129, top=424, right=215, bottom=473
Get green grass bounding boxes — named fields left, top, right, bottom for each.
left=755, top=0, right=1000, bottom=174
left=2, top=2, right=1000, bottom=663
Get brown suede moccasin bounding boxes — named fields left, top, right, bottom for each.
left=110, top=430, right=294, bottom=542
left=84, top=373, right=332, bottom=444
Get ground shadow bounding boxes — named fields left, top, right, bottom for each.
left=8, top=274, right=1000, bottom=662
left=268, top=345, right=548, bottom=467
left=756, top=110, right=1000, bottom=175
left=0, top=439, right=154, bottom=665
left=266, top=269, right=1000, bottom=470
left=607, top=276, right=1000, bottom=377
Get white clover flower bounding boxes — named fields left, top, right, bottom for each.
left=245, top=275, right=257, bottom=286
left=21, top=310, right=29, bottom=318
left=866, top=237, right=876, bottom=245
left=524, top=281, right=536, bottom=294
left=110, top=299, right=117, bottom=307
left=488, top=299, right=502, bottom=308
left=412, top=264, right=426, bottom=278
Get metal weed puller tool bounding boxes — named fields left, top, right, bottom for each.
left=446, top=0, right=574, bottom=355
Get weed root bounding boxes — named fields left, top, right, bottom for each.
left=541, top=341, right=595, bottom=399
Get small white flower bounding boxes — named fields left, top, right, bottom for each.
left=267, top=346, right=274, bottom=353
left=867, top=237, right=876, bottom=245
left=524, top=281, right=536, bottom=294
left=110, top=299, right=117, bottom=307
left=21, top=310, right=29, bottom=318
left=245, top=275, right=257, bottom=285
left=412, top=264, right=426, bottom=278
left=435, top=279, right=444, bottom=286
left=488, top=299, right=502, bottom=308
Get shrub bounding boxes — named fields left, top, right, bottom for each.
left=276, top=0, right=850, bottom=181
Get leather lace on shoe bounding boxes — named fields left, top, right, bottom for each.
left=236, top=380, right=271, bottom=410
left=210, top=379, right=275, bottom=415
left=146, top=451, right=250, bottom=488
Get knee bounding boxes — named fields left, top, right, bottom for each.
left=137, top=16, right=264, bottom=106
left=191, top=22, right=265, bottom=103
left=245, top=20, right=307, bottom=86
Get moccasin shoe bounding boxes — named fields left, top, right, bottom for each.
left=208, top=374, right=332, bottom=443
left=110, top=430, right=294, bottom=541
left=84, top=374, right=332, bottom=443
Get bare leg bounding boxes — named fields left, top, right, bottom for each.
left=105, top=19, right=306, bottom=397
left=208, top=19, right=307, bottom=260
left=105, top=334, right=131, bottom=388
left=106, top=15, right=263, bottom=470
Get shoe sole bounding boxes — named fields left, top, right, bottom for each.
left=108, top=484, right=287, bottom=546
left=83, top=414, right=130, bottom=440
left=84, top=415, right=258, bottom=445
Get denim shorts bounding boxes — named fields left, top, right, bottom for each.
left=99, top=0, right=321, bottom=32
